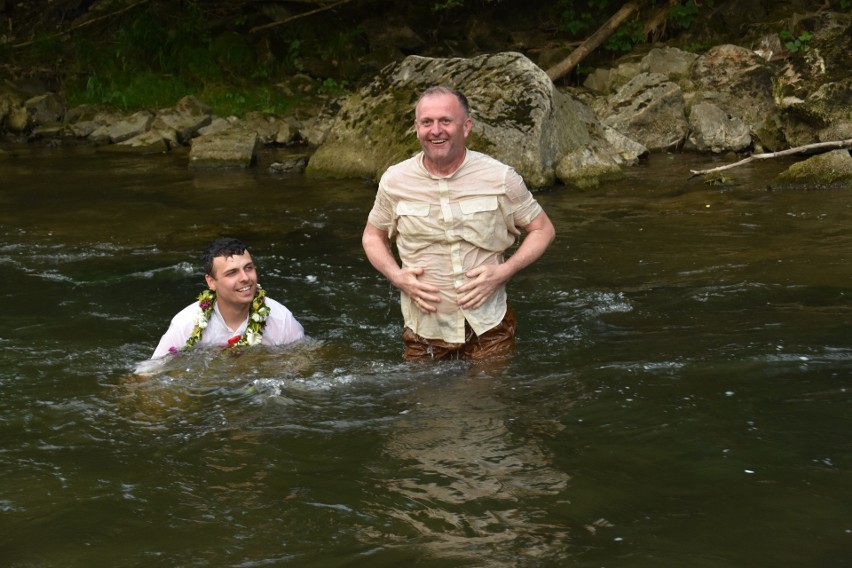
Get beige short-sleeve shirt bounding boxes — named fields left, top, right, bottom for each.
left=367, top=150, right=543, bottom=343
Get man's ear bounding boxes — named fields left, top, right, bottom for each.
left=205, top=274, right=216, bottom=291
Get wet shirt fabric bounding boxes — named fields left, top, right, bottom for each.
left=151, top=297, right=304, bottom=358
left=367, top=150, right=544, bottom=343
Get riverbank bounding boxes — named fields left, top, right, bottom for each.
left=0, top=1, right=849, bottom=188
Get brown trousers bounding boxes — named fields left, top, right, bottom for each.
left=402, top=305, right=516, bottom=361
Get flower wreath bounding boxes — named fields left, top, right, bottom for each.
left=178, top=284, right=271, bottom=352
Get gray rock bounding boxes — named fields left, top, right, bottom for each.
left=308, top=52, right=633, bottom=188
left=115, top=130, right=171, bottom=153
left=25, top=93, right=64, bottom=126
left=642, top=46, right=698, bottom=78
left=270, top=157, right=308, bottom=174
left=556, top=147, right=624, bottom=190
left=0, top=83, right=25, bottom=131
left=601, top=72, right=689, bottom=151
left=771, top=149, right=852, bottom=190
left=89, top=110, right=155, bottom=144
left=583, top=57, right=644, bottom=94
left=65, top=106, right=123, bottom=138
left=189, top=130, right=259, bottom=168
left=687, top=100, right=751, bottom=153
left=150, top=95, right=211, bottom=145
left=690, top=44, right=783, bottom=151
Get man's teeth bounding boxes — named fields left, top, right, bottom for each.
left=430, top=139, right=446, bottom=144
left=238, top=286, right=251, bottom=291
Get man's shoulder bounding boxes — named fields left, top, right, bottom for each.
left=263, top=296, right=295, bottom=318
left=464, top=149, right=511, bottom=170
left=382, top=152, right=423, bottom=179
left=171, top=301, right=202, bottom=323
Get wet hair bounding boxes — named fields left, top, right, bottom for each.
left=202, top=237, right=249, bottom=277
left=416, top=85, right=470, bottom=118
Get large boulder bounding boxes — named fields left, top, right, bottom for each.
left=599, top=72, right=689, bottom=151
left=307, top=52, right=639, bottom=188
left=686, top=100, right=751, bottom=153
left=774, top=11, right=852, bottom=146
left=690, top=44, right=783, bottom=151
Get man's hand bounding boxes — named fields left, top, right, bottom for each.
left=456, top=211, right=555, bottom=310
left=395, top=266, right=441, bottom=313
left=456, top=264, right=510, bottom=310
left=363, top=223, right=440, bottom=313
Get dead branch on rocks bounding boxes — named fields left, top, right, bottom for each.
left=546, top=1, right=645, bottom=83
left=11, top=0, right=151, bottom=48
left=688, top=139, right=852, bottom=178
left=249, top=0, right=354, bottom=33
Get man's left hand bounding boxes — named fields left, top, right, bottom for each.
left=456, top=264, right=509, bottom=310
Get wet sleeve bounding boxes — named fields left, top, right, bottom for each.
left=151, top=318, right=189, bottom=358
left=264, top=300, right=305, bottom=346
left=366, top=181, right=394, bottom=232
left=505, top=168, right=543, bottom=228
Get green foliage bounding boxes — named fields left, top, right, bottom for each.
left=779, top=30, right=813, bottom=53
left=667, top=0, right=708, bottom=30
left=56, top=1, right=326, bottom=116
left=605, top=19, right=644, bottom=53
left=318, top=78, right=349, bottom=96
left=705, top=173, right=732, bottom=186
left=432, top=0, right=501, bottom=11
left=432, top=0, right=465, bottom=9
left=555, top=0, right=714, bottom=55
left=201, top=85, right=298, bottom=117
left=556, top=0, right=613, bottom=37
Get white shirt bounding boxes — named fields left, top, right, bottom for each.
left=151, top=296, right=304, bottom=358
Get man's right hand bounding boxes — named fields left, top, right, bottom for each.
left=363, top=223, right=440, bottom=313
left=395, top=266, right=441, bottom=313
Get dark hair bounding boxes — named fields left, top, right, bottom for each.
left=416, top=85, right=470, bottom=117
left=202, top=237, right=249, bottom=277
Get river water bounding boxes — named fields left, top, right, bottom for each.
left=1, top=143, right=850, bottom=567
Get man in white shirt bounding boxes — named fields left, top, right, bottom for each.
left=151, top=238, right=304, bottom=358
left=362, top=86, right=555, bottom=360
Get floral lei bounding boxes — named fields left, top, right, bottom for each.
left=177, top=284, right=271, bottom=352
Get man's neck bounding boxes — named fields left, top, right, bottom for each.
left=423, top=149, right=466, bottom=177
left=216, top=301, right=250, bottom=331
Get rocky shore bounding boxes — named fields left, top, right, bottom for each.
left=1, top=7, right=849, bottom=189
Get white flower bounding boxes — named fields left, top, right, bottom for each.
left=245, top=328, right=262, bottom=346
left=195, top=314, right=208, bottom=329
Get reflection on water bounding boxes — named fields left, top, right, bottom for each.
left=372, top=372, right=573, bottom=565
left=1, top=144, right=851, bottom=566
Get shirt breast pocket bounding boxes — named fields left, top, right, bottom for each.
left=395, top=201, right=435, bottom=242
left=459, top=196, right=502, bottom=247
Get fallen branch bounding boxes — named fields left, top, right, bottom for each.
left=546, top=2, right=643, bottom=83
left=689, top=139, right=852, bottom=178
left=250, top=0, right=354, bottom=33
left=12, top=0, right=150, bottom=48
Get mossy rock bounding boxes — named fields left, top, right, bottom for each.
left=771, top=149, right=852, bottom=190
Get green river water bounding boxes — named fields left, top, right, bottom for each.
left=1, top=143, right=850, bottom=567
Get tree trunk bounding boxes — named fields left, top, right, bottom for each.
left=546, top=2, right=643, bottom=83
